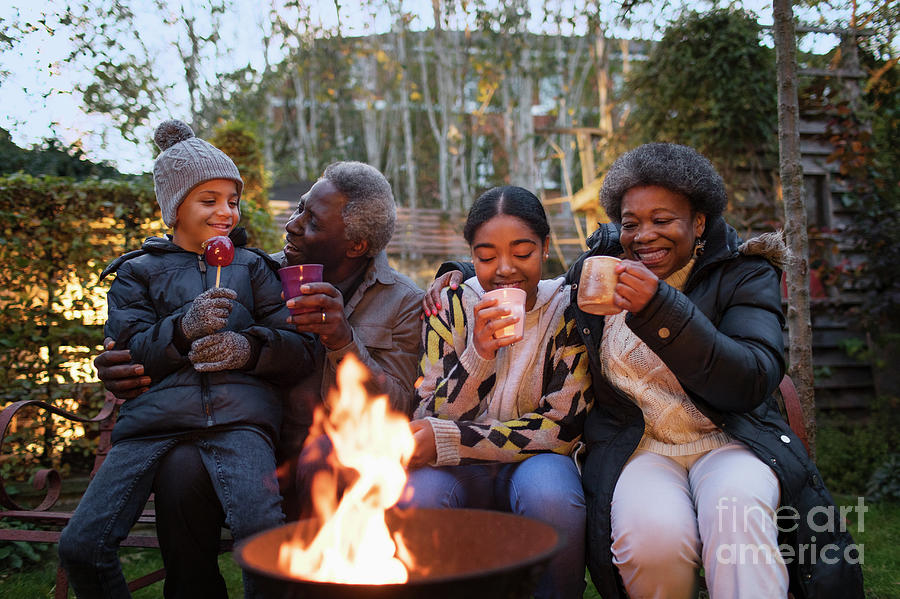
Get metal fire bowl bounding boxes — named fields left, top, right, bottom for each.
left=234, top=507, right=560, bottom=599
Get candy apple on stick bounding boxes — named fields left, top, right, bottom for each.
left=203, top=235, right=234, bottom=287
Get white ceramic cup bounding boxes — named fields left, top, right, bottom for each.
left=482, top=287, right=526, bottom=340
left=577, top=256, right=623, bottom=315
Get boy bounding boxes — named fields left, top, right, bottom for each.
left=59, top=120, right=313, bottom=598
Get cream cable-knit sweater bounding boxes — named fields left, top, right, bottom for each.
left=600, top=259, right=731, bottom=456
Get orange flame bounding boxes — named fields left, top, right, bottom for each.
left=278, top=355, right=416, bottom=584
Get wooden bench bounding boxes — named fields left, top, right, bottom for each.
left=777, top=374, right=810, bottom=453
left=1, top=377, right=809, bottom=597
left=0, top=391, right=230, bottom=598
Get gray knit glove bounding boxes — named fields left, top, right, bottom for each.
left=181, top=287, right=237, bottom=341
left=189, top=331, right=251, bottom=372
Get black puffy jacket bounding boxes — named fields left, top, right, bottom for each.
left=101, top=234, right=315, bottom=444
left=571, top=217, right=864, bottom=599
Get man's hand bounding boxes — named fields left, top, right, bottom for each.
left=422, top=270, right=463, bottom=317
left=408, top=419, right=437, bottom=468
left=286, top=282, right=353, bottom=351
left=94, top=338, right=150, bottom=399
left=182, top=287, right=237, bottom=340
left=189, top=331, right=252, bottom=372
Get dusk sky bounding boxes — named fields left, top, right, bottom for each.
left=0, top=1, right=863, bottom=174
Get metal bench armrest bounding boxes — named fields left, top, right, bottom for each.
left=0, top=392, right=120, bottom=511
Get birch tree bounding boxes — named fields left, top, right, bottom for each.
left=417, top=1, right=455, bottom=209
left=390, top=3, right=418, bottom=207
left=360, top=45, right=384, bottom=169
left=278, top=9, right=321, bottom=179
left=161, top=0, right=229, bottom=126
left=59, top=0, right=238, bottom=142
left=545, top=5, right=597, bottom=188
left=502, top=5, right=538, bottom=192
left=271, top=1, right=351, bottom=179
left=341, top=0, right=391, bottom=172
left=470, top=0, right=537, bottom=191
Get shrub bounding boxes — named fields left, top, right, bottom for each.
left=625, top=8, right=777, bottom=180
left=816, top=396, right=899, bottom=495
left=209, top=121, right=281, bottom=253
left=0, top=520, right=53, bottom=572
left=1, top=175, right=161, bottom=481
left=866, top=453, right=900, bottom=503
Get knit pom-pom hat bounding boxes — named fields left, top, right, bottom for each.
left=152, top=120, right=243, bottom=227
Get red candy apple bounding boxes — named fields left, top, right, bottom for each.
left=203, top=235, right=234, bottom=267
left=202, top=236, right=234, bottom=287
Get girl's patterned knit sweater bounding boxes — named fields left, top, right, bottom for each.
left=414, top=276, right=593, bottom=466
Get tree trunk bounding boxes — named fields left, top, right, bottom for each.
left=594, top=29, right=613, bottom=136
left=452, top=30, right=471, bottom=210
left=512, top=70, right=536, bottom=192
left=308, top=75, right=319, bottom=172
left=176, top=9, right=203, bottom=127
left=392, top=7, right=418, bottom=208
left=435, top=9, right=453, bottom=210
left=362, top=52, right=382, bottom=168
left=773, top=0, right=817, bottom=457
left=500, top=80, right=515, bottom=181
left=263, top=92, right=274, bottom=169
left=332, top=102, right=345, bottom=158
left=618, top=39, right=632, bottom=128
left=497, top=46, right=535, bottom=192
left=419, top=6, right=450, bottom=210
left=290, top=71, right=310, bottom=178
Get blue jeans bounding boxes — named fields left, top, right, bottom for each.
left=58, top=429, right=284, bottom=599
left=399, top=454, right=586, bottom=599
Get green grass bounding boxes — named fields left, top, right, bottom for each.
left=834, top=494, right=900, bottom=599
left=2, top=499, right=897, bottom=598
left=0, top=548, right=243, bottom=598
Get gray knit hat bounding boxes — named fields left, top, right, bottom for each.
left=152, top=120, right=243, bottom=227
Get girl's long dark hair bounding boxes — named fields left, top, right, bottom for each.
left=463, top=186, right=550, bottom=245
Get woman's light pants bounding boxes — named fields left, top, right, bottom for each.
left=610, top=441, right=789, bottom=599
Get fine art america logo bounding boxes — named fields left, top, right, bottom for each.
left=715, top=496, right=866, bottom=565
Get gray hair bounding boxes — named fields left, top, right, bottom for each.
left=600, top=143, right=727, bottom=224
left=322, top=161, right=396, bottom=257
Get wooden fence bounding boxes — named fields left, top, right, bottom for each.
left=387, top=208, right=470, bottom=260
left=271, top=201, right=589, bottom=265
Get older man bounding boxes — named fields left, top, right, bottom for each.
left=94, top=161, right=423, bottom=599
left=273, top=161, right=423, bottom=458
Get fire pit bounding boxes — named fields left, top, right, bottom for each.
left=235, top=507, right=560, bottom=599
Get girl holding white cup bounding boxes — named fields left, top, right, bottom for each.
left=401, top=186, right=594, bottom=599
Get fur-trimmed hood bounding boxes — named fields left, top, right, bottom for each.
left=739, top=230, right=790, bottom=271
